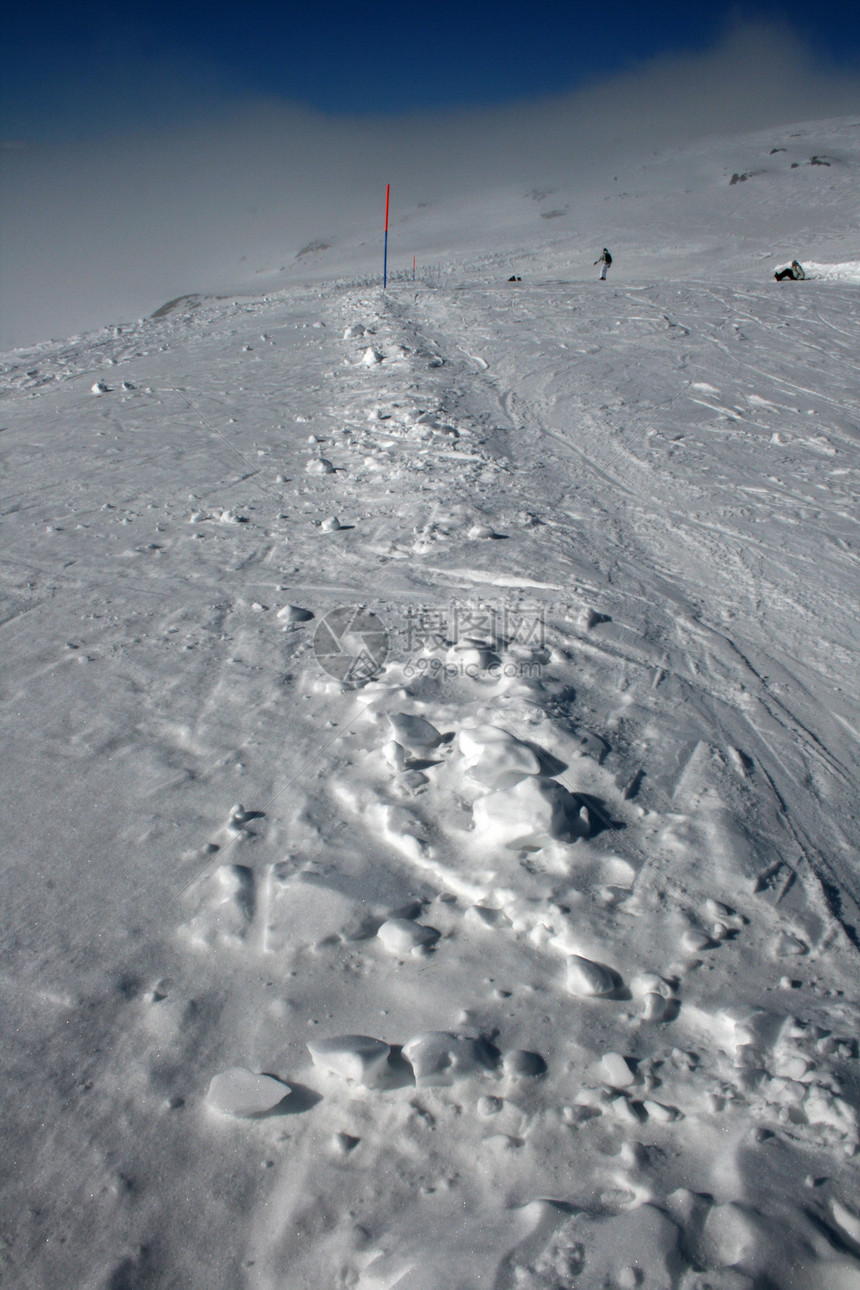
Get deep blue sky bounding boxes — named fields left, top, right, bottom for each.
left=3, top=0, right=860, bottom=142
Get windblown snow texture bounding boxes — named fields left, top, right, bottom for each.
left=1, top=115, right=859, bottom=1289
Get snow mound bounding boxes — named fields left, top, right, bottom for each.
left=566, top=954, right=622, bottom=997
left=306, top=457, right=335, bottom=474
left=472, top=776, right=590, bottom=849
left=802, top=260, right=860, bottom=282
left=458, top=724, right=542, bottom=789
left=377, top=917, right=440, bottom=955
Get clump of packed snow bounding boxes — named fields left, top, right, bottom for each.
left=276, top=604, right=314, bottom=625
left=307, top=1035, right=392, bottom=1085
left=388, top=712, right=443, bottom=750
left=305, top=456, right=335, bottom=474
left=472, top=776, right=591, bottom=849
left=566, top=954, right=622, bottom=997
left=458, top=723, right=542, bottom=788
left=377, top=916, right=440, bottom=955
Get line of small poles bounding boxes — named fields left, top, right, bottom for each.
left=383, top=184, right=417, bottom=288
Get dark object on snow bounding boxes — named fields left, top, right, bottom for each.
left=730, top=169, right=765, bottom=185
left=507, top=275, right=522, bottom=282
left=774, top=260, right=805, bottom=282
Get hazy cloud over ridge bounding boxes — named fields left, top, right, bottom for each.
left=2, top=20, right=859, bottom=349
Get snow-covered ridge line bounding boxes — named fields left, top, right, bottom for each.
left=3, top=112, right=860, bottom=352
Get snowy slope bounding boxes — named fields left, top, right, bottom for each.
left=1, top=116, right=859, bottom=1290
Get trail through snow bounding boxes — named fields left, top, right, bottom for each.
left=1, top=116, right=859, bottom=1290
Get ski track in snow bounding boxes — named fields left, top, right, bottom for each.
left=1, top=118, right=859, bottom=1290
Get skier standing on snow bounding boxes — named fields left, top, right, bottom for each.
left=595, top=248, right=612, bottom=280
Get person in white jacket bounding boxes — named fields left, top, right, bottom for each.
left=595, top=248, right=612, bottom=280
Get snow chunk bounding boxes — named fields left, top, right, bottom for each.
left=472, top=776, right=590, bottom=849
left=388, top=712, right=443, bottom=750
left=277, top=604, right=314, bottom=625
left=319, top=515, right=341, bottom=532
left=377, top=917, right=440, bottom=955
left=91, top=381, right=109, bottom=394
left=402, top=1032, right=499, bottom=1087
left=206, top=1068, right=290, bottom=1117
left=360, top=347, right=383, bottom=366
left=599, top=1052, right=635, bottom=1087
left=307, top=1035, right=391, bottom=1085
left=642, top=993, right=670, bottom=1022
left=227, top=803, right=247, bottom=830
left=382, top=740, right=406, bottom=772
left=458, top=724, right=541, bottom=789
left=306, top=457, right=335, bottom=475
left=566, top=955, right=621, bottom=997
left=681, top=929, right=712, bottom=953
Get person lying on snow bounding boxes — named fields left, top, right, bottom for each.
left=775, top=259, right=805, bottom=281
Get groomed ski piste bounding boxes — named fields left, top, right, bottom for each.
left=1, top=114, right=859, bottom=1289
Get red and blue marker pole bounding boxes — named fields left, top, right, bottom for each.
left=383, top=184, right=390, bottom=289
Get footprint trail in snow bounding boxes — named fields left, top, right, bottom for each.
left=1, top=127, right=859, bottom=1289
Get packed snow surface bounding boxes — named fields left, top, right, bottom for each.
left=1, top=115, right=859, bottom=1288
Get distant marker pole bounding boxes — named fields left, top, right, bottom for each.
left=413, top=254, right=416, bottom=282
left=383, top=184, right=390, bottom=289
